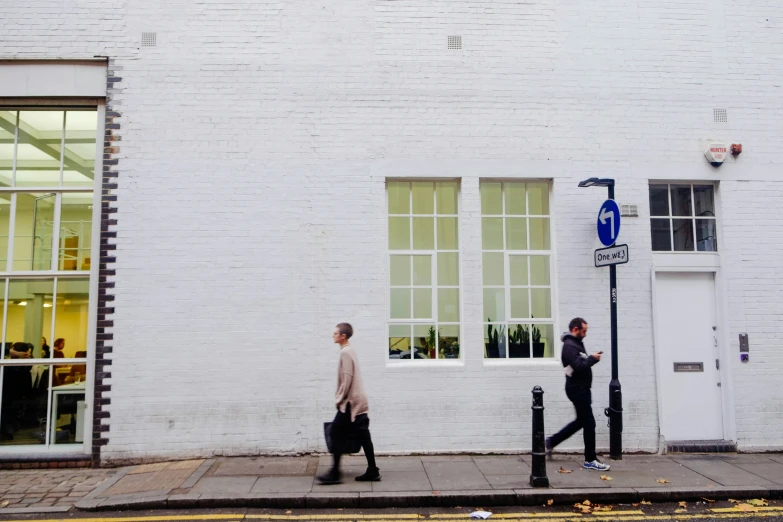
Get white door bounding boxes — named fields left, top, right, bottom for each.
left=654, top=272, right=723, bottom=440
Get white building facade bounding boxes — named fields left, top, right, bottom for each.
left=0, top=0, right=782, bottom=465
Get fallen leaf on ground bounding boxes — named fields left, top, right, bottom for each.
left=582, top=500, right=592, bottom=506
left=558, top=467, right=573, bottom=474
left=678, top=502, right=687, bottom=508
left=640, top=500, right=652, bottom=505
left=656, top=478, right=670, bottom=484
left=701, top=498, right=715, bottom=503
left=285, top=511, right=292, bottom=515
left=736, top=504, right=758, bottom=512
left=547, top=499, right=554, bottom=506
left=593, top=506, right=613, bottom=512
left=729, top=499, right=741, bottom=504
left=432, top=491, right=440, bottom=495
left=674, top=509, right=687, bottom=514
left=748, top=499, right=769, bottom=507
left=632, top=503, right=640, bottom=507
left=0, top=501, right=7, bottom=508
left=573, top=504, right=592, bottom=514
left=600, top=475, right=613, bottom=481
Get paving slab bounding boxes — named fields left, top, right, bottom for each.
left=422, top=460, right=492, bottom=491
left=370, top=471, right=431, bottom=492
left=250, top=476, right=314, bottom=494
left=732, top=461, right=783, bottom=485
left=190, top=476, right=257, bottom=494
left=373, top=456, right=425, bottom=472
left=483, top=474, right=532, bottom=489
left=674, top=456, right=776, bottom=486
left=547, top=464, right=611, bottom=489
left=311, top=478, right=372, bottom=493
left=214, top=457, right=317, bottom=477
left=472, top=456, right=530, bottom=476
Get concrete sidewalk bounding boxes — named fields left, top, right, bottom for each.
left=2, top=453, right=783, bottom=513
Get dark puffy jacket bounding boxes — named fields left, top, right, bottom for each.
left=561, top=334, right=598, bottom=389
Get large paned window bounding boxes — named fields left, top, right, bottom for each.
left=0, top=108, right=98, bottom=446
left=649, top=184, right=717, bottom=252
left=480, top=182, right=555, bottom=360
left=388, top=181, right=460, bottom=360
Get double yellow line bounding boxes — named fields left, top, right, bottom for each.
left=2, top=509, right=783, bottom=522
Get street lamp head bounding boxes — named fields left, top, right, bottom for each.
left=578, top=177, right=615, bottom=188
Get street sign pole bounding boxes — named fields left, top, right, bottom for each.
left=606, top=184, right=623, bottom=460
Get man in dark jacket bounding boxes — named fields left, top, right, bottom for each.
left=546, top=317, right=610, bottom=471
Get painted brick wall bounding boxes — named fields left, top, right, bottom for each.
left=2, top=0, right=782, bottom=461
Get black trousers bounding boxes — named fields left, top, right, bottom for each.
left=549, top=385, right=597, bottom=462
left=331, top=408, right=376, bottom=471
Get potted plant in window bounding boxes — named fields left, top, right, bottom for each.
left=509, top=324, right=531, bottom=358
left=485, top=320, right=505, bottom=358
left=438, top=328, right=460, bottom=359
left=532, top=324, right=545, bottom=358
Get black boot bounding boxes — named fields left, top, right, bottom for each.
left=317, top=468, right=342, bottom=485
left=355, top=466, right=381, bottom=482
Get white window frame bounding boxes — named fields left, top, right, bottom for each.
left=649, top=183, right=718, bottom=253
left=0, top=103, right=104, bottom=455
left=480, top=180, right=558, bottom=363
left=386, top=180, right=462, bottom=365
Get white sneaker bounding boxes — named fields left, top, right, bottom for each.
left=583, top=460, right=610, bottom=471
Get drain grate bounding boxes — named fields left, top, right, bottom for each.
left=667, top=440, right=736, bottom=453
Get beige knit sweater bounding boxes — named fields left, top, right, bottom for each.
left=335, top=344, right=369, bottom=422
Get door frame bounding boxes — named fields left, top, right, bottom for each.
left=650, top=261, right=736, bottom=443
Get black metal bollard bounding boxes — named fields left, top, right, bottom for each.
left=605, top=379, right=623, bottom=460
left=529, top=385, right=549, bottom=487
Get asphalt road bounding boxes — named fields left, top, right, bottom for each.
left=0, top=500, right=782, bottom=522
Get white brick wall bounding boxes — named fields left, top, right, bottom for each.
left=2, top=0, right=782, bottom=461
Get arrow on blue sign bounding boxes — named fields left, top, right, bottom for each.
left=596, top=199, right=621, bottom=247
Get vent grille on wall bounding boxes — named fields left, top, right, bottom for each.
left=141, top=32, right=157, bottom=47
left=713, top=108, right=727, bottom=123
left=448, top=35, right=462, bottom=50
left=621, top=204, right=638, bottom=217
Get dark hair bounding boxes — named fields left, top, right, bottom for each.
left=336, top=323, right=353, bottom=340
left=569, top=317, right=587, bottom=332
left=54, top=338, right=65, bottom=349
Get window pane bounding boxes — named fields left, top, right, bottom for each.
left=529, top=218, right=550, bottom=250
left=53, top=279, right=90, bottom=359
left=412, top=255, right=431, bottom=285
left=481, top=218, right=503, bottom=249
left=696, top=219, right=718, bottom=252
left=0, top=111, right=15, bottom=187
left=51, top=381, right=87, bottom=444
left=389, top=324, right=410, bottom=359
left=438, top=324, right=460, bottom=359
left=412, top=217, right=434, bottom=250
left=0, top=364, right=46, bottom=445
left=482, top=252, right=504, bottom=285
left=436, top=182, right=458, bottom=214
left=651, top=219, right=671, bottom=251
left=527, top=182, right=549, bottom=215
left=413, top=288, right=432, bottom=319
left=480, top=183, right=502, bottom=215
left=59, top=193, right=92, bottom=271
left=532, top=323, right=555, bottom=358
left=505, top=218, right=527, bottom=250
left=693, top=185, right=715, bottom=217
left=510, top=288, right=530, bottom=319
left=673, top=219, right=695, bottom=251
left=531, top=288, right=551, bottom=319
left=388, top=217, right=410, bottom=250
left=508, top=324, right=531, bottom=359
left=504, top=183, right=526, bottom=215
left=390, top=288, right=411, bottom=319
left=649, top=186, right=669, bottom=217
left=6, top=279, right=55, bottom=358
left=0, top=199, right=9, bottom=269
left=390, top=255, right=411, bottom=286
left=436, top=217, right=458, bottom=250
left=438, top=288, right=460, bottom=322
left=13, top=193, right=56, bottom=271
left=670, top=185, right=693, bottom=217
left=63, top=111, right=97, bottom=188
left=509, top=255, right=528, bottom=285
left=483, top=288, right=505, bottom=323
left=530, top=256, right=550, bottom=285
left=16, top=111, right=64, bottom=187
left=437, top=252, right=459, bottom=286
left=413, top=324, right=436, bottom=359
left=412, top=182, right=434, bottom=215
left=388, top=182, right=410, bottom=214
left=484, top=323, right=506, bottom=358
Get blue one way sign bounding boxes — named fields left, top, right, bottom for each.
left=596, top=199, right=621, bottom=247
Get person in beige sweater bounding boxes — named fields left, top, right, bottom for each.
left=317, top=323, right=381, bottom=484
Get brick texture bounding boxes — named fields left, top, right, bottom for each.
left=1, top=0, right=782, bottom=462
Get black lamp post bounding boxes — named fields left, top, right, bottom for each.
left=578, top=177, right=623, bottom=461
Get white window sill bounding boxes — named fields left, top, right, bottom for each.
left=483, top=358, right=562, bottom=368
left=386, top=359, right=465, bottom=369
